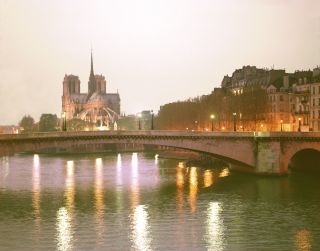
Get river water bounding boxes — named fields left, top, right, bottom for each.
left=0, top=152, right=319, bottom=251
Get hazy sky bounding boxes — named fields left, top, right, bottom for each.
left=0, top=0, right=319, bottom=124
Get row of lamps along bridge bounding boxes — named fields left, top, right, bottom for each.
left=61, top=111, right=303, bottom=132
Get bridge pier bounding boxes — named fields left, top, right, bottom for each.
left=255, top=140, right=287, bottom=175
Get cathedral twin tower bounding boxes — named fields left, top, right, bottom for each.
left=61, top=52, right=120, bottom=127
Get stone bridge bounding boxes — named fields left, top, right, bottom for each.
left=0, top=131, right=319, bottom=174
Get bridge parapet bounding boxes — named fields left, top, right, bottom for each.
left=1, top=130, right=320, bottom=141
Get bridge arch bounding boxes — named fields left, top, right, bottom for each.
left=281, top=139, right=320, bottom=173
left=288, top=148, right=320, bottom=172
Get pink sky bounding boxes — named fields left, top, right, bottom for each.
left=0, top=0, right=319, bottom=124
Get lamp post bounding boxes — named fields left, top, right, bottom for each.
left=138, top=113, right=142, bottom=130
left=151, top=110, right=154, bottom=130
left=210, top=114, right=215, bottom=131
left=62, top=111, right=67, bottom=131
left=194, top=120, right=198, bottom=131
left=280, top=119, right=283, bottom=132
left=233, top=112, right=237, bottom=132
left=298, top=117, right=301, bottom=132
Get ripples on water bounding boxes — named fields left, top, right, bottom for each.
left=0, top=153, right=320, bottom=251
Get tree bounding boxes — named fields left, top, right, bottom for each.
left=66, top=118, right=94, bottom=131
left=117, top=116, right=137, bottom=130
left=39, top=114, right=58, bottom=132
left=19, top=115, right=35, bottom=132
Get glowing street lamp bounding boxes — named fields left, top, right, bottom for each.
left=61, top=111, right=67, bottom=131
left=233, top=112, right=237, bottom=132
left=210, top=114, right=215, bottom=131
left=298, top=117, right=301, bottom=132
left=280, top=119, right=283, bottom=132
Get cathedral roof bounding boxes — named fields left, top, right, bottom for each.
left=70, top=94, right=87, bottom=104
left=87, top=92, right=120, bottom=103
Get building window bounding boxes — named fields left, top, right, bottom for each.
left=280, top=95, right=283, bottom=101
left=318, top=110, right=320, bottom=119
left=313, top=111, right=315, bottom=119
left=313, top=87, right=316, bottom=94
left=313, top=99, right=315, bottom=106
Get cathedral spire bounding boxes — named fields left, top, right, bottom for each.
left=90, top=48, right=94, bottom=77
left=87, top=49, right=96, bottom=100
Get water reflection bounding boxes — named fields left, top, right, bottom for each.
left=155, top=154, right=159, bottom=165
left=219, top=168, right=230, bottom=178
left=65, top=161, right=75, bottom=211
left=56, top=207, right=73, bottom=251
left=206, top=202, right=224, bottom=251
left=176, top=163, right=185, bottom=212
left=131, top=153, right=140, bottom=208
left=95, top=158, right=105, bottom=242
left=56, top=160, right=75, bottom=251
left=131, top=205, right=152, bottom=251
left=189, top=167, right=198, bottom=213
left=2, top=153, right=320, bottom=251
left=203, top=170, right=213, bottom=188
left=32, top=154, right=41, bottom=227
left=116, top=153, right=122, bottom=188
left=0, top=156, right=9, bottom=188
left=116, top=154, right=123, bottom=211
left=295, top=229, right=312, bottom=251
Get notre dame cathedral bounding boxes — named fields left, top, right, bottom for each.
left=62, top=52, right=120, bottom=128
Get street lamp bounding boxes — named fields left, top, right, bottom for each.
left=210, top=114, right=215, bottom=131
left=151, top=110, right=154, bottom=130
left=298, top=117, right=301, bottom=132
left=280, top=119, right=283, bottom=132
left=61, top=111, right=67, bottom=131
left=138, top=113, right=142, bottom=130
left=233, top=112, right=237, bottom=132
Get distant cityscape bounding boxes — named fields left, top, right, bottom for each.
left=1, top=64, right=320, bottom=133
left=156, top=65, right=320, bottom=132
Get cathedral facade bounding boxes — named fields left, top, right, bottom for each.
left=62, top=53, right=120, bottom=127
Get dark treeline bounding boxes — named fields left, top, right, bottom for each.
left=156, top=86, right=267, bottom=131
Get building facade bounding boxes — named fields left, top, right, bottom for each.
left=221, top=66, right=320, bottom=131
left=62, top=53, right=120, bottom=128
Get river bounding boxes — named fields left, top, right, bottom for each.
left=0, top=152, right=319, bottom=251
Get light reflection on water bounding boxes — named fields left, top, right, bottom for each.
left=131, top=205, right=152, bottom=251
left=295, top=229, right=312, bottom=251
left=56, top=160, right=75, bottom=251
left=56, top=207, right=73, bottom=251
left=203, top=169, right=214, bottom=188
left=94, top=158, right=105, bottom=242
left=131, top=152, right=140, bottom=209
left=0, top=153, right=320, bottom=251
left=0, top=156, right=9, bottom=188
left=189, top=167, right=198, bottom=213
left=206, top=202, right=224, bottom=251
left=219, top=168, right=230, bottom=178
left=176, top=163, right=185, bottom=213
left=32, top=154, right=41, bottom=227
